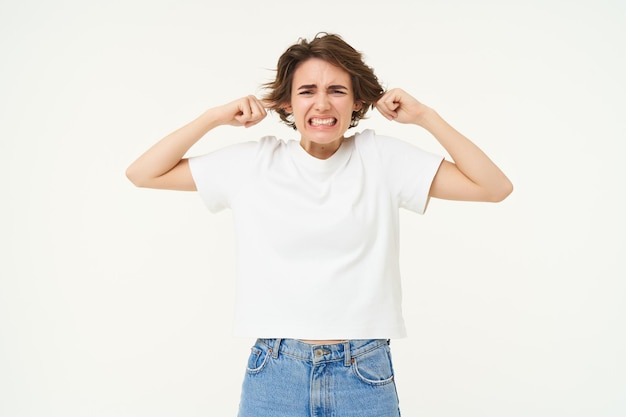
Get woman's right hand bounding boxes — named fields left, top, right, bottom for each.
left=217, top=95, right=268, bottom=128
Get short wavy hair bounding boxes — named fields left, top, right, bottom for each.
left=262, top=33, right=385, bottom=129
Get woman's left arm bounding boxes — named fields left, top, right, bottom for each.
left=376, top=88, right=513, bottom=202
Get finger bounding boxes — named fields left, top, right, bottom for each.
left=249, top=96, right=267, bottom=116
left=378, top=92, right=400, bottom=109
left=248, top=98, right=268, bottom=123
left=242, top=96, right=268, bottom=128
left=244, top=111, right=267, bottom=128
left=235, top=98, right=252, bottom=123
left=375, top=100, right=398, bottom=120
left=378, top=89, right=399, bottom=103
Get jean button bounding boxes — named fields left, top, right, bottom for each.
left=314, top=349, right=323, bottom=357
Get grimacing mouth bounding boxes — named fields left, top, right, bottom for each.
left=309, top=117, right=337, bottom=126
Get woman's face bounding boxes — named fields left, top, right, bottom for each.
left=286, top=58, right=362, bottom=159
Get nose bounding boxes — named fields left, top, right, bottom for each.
left=314, top=93, right=330, bottom=111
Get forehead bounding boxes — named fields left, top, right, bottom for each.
left=292, top=58, right=351, bottom=86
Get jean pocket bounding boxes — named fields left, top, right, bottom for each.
left=351, top=345, right=395, bottom=386
left=245, top=343, right=271, bottom=374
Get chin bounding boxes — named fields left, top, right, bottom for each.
left=307, top=124, right=348, bottom=138
left=309, top=132, right=344, bottom=144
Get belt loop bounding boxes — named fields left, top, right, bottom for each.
left=272, top=338, right=282, bottom=359
left=343, top=341, right=351, bottom=366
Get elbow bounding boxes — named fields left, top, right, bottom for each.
left=125, top=165, right=148, bottom=188
left=489, top=179, right=514, bottom=202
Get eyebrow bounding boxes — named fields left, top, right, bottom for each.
left=297, top=84, right=349, bottom=90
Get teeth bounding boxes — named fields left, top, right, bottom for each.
left=310, top=118, right=336, bottom=126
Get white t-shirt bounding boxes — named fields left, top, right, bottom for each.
left=188, top=129, right=443, bottom=339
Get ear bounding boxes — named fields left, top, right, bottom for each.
left=353, top=101, right=363, bottom=111
left=282, top=104, right=293, bottom=113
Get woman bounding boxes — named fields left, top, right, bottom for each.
left=126, top=33, right=512, bottom=417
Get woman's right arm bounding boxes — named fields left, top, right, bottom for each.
left=125, top=95, right=267, bottom=191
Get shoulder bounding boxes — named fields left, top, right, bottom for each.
left=353, top=129, right=419, bottom=154
left=257, top=135, right=288, bottom=151
left=354, top=129, right=443, bottom=168
left=193, top=136, right=285, bottom=161
left=354, top=129, right=409, bottom=146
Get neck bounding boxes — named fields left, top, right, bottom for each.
left=300, top=137, right=343, bottom=159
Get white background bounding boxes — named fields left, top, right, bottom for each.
left=1, top=0, right=624, bottom=416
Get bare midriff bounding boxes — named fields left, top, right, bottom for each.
left=298, top=339, right=345, bottom=345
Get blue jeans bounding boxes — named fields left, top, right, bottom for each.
left=237, top=338, right=401, bottom=417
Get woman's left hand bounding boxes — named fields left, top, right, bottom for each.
left=375, top=88, right=430, bottom=125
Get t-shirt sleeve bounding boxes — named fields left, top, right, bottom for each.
left=187, top=141, right=259, bottom=213
left=371, top=131, right=444, bottom=214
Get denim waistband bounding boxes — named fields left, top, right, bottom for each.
left=257, top=338, right=389, bottom=366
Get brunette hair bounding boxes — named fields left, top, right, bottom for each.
left=262, top=33, right=385, bottom=129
